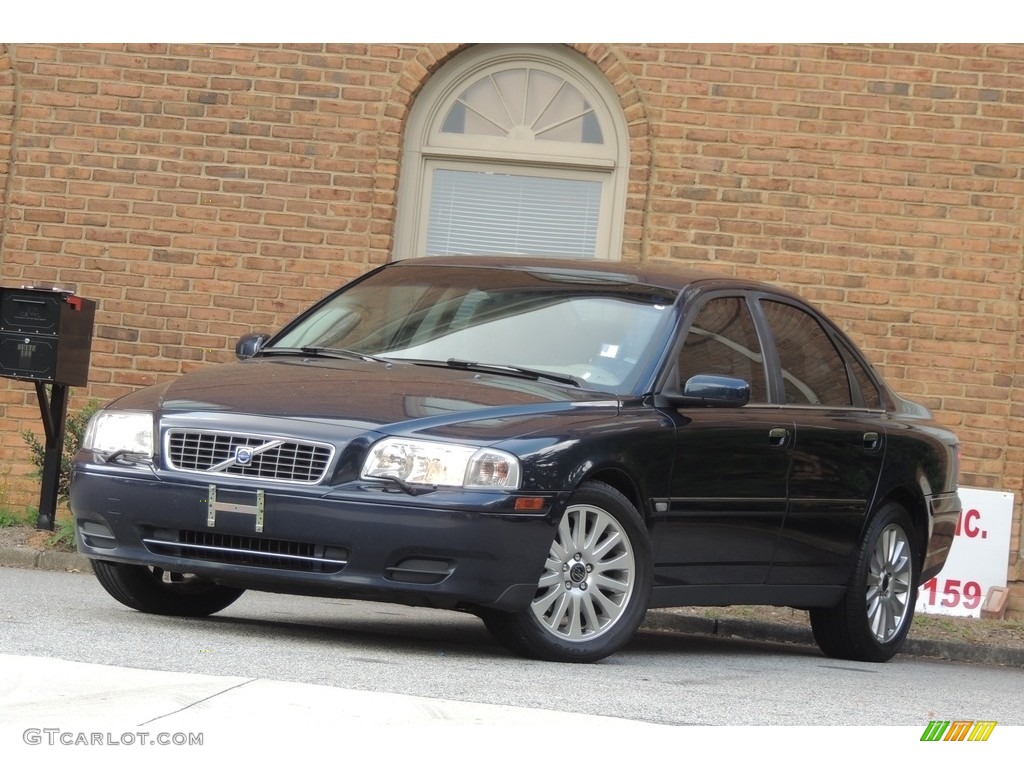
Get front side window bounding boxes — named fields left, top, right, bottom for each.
left=761, top=300, right=852, bottom=407
left=678, top=296, right=768, bottom=403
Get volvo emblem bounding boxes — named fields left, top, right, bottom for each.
left=235, top=447, right=254, bottom=466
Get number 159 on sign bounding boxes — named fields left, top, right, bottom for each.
left=919, top=578, right=983, bottom=610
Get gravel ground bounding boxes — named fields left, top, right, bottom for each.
left=0, top=523, right=49, bottom=549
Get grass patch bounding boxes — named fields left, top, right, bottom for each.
left=0, top=507, right=35, bottom=528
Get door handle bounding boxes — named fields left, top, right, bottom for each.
left=769, top=427, right=790, bottom=447
left=863, top=431, right=881, bottom=451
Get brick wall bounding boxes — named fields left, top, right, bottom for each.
left=623, top=44, right=1024, bottom=607
left=0, top=43, right=1021, bottom=608
left=1, top=44, right=25, bottom=507
left=0, top=43, right=410, bottom=505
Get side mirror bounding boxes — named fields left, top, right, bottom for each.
left=660, top=374, right=750, bottom=408
left=235, top=333, right=271, bottom=361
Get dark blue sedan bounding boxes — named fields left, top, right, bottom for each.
left=71, top=257, right=961, bottom=662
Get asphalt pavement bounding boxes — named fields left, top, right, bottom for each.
left=2, top=544, right=1020, bottom=764
left=3, top=542, right=1021, bottom=668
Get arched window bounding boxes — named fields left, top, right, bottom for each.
left=395, top=45, right=628, bottom=260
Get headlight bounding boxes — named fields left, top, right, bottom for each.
left=82, top=411, right=154, bottom=458
left=361, top=438, right=520, bottom=490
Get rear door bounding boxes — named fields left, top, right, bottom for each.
left=756, top=297, right=886, bottom=586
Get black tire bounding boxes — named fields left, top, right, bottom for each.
left=91, top=560, right=245, bottom=617
left=480, top=480, right=652, bottom=663
left=810, top=502, right=918, bottom=662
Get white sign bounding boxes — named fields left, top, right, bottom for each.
left=915, top=487, right=1014, bottom=618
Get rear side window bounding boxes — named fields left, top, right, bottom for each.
left=760, top=300, right=852, bottom=407
left=679, top=296, right=768, bottom=403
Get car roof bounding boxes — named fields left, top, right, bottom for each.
left=390, top=255, right=797, bottom=298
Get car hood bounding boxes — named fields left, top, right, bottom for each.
left=110, top=358, right=617, bottom=435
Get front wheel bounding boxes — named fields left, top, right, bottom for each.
left=810, top=502, right=918, bottom=662
left=91, top=560, right=245, bottom=617
left=481, top=481, right=652, bottom=663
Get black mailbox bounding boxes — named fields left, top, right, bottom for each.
left=0, top=286, right=97, bottom=531
left=0, top=288, right=95, bottom=386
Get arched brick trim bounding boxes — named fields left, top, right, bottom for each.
left=383, top=43, right=652, bottom=262
left=372, top=44, right=465, bottom=259
left=570, top=44, right=653, bottom=264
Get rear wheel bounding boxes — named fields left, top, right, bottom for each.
left=91, top=560, right=245, bottom=617
left=482, top=481, right=652, bottom=663
left=810, top=502, right=917, bottom=662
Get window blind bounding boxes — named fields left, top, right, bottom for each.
left=426, top=169, right=601, bottom=258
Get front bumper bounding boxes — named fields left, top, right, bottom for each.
left=70, top=463, right=562, bottom=612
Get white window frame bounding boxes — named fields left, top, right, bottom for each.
left=394, top=44, right=629, bottom=261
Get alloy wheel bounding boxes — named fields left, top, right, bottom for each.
left=530, top=502, right=636, bottom=642
left=865, top=523, right=914, bottom=643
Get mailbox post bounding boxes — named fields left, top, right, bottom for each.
left=0, top=287, right=96, bottom=530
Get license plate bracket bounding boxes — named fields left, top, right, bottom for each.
left=207, top=485, right=265, bottom=533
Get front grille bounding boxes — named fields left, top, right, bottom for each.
left=142, top=529, right=348, bottom=573
left=166, top=430, right=333, bottom=484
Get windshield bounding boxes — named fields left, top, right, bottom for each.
left=270, top=263, right=677, bottom=392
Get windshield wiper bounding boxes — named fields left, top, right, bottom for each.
left=440, top=358, right=581, bottom=388
left=260, top=347, right=390, bottom=363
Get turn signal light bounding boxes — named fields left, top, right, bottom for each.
left=514, top=497, right=546, bottom=512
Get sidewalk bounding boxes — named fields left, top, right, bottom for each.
left=0, top=653, right=671, bottom=730
left=3, top=542, right=1022, bottom=669
left=1, top=654, right=967, bottom=766
left=0, top=653, right=672, bottom=766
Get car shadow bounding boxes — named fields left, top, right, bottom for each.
left=110, top=597, right=828, bottom=666
left=630, top=626, right=824, bottom=661
left=122, top=600, right=512, bottom=661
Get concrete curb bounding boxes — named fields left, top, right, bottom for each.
left=0, top=545, right=92, bottom=573
left=901, top=636, right=1024, bottom=668
left=3, top=544, right=1021, bottom=668
left=642, top=611, right=815, bottom=647
left=641, top=611, right=1024, bottom=669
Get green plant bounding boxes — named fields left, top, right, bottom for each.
left=0, top=507, right=34, bottom=528
left=21, top=397, right=102, bottom=507
left=47, top=515, right=77, bottom=551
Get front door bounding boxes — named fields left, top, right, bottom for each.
left=650, top=295, right=792, bottom=587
